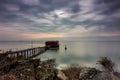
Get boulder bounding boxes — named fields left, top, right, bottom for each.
left=57, top=70, right=68, bottom=80
left=79, top=67, right=101, bottom=79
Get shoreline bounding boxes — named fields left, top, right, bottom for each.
left=0, top=55, right=120, bottom=80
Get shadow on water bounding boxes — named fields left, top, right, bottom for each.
left=46, top=49, right=59, bottom=53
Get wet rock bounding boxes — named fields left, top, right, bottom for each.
left=79, top=67, right=101, bottom=80
left=62, top=67, right=82, bottom=80
left=57, top=70, right=68, bottom=80
left=93, top=71, right=120, bottom=80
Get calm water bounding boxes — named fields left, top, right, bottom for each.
left=0, top=40, right=120, bottom=70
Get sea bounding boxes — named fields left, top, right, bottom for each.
left=0, top=40, right=120, bottom=70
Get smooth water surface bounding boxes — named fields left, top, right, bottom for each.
left=0, top=40, right=120, bottom=69
left=39, top=41, right=120, bottom=69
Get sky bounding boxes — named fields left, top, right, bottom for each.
left=0, top=0, right=120, bottom=41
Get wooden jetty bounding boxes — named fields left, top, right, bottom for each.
left=0, top=47, right=46, bottom=59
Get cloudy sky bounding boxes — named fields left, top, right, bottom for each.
left=0, top=0, right=120, bottom=40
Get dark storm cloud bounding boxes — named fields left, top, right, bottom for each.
left=0, top=0, right=79, bottom=23
left=78, top=0, right=120, bottom=33
left=70, top=4, right=80, bottom=13
left=0, top=0, right=120, bottom=40
left=94, top=0, right=120, bottom=15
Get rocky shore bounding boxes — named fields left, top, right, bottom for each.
left=0, top=54, right=120, bottom=80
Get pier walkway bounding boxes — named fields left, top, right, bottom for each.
left=0, top=47, right=46, bottom=59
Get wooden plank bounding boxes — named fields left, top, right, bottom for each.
left=0, top=47, right=46, bottom=59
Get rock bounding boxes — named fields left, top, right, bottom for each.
left=79, top=67, right=101, bottom=79
left=57, top=70, right=68, bottom=80
left=0, top=74, right=18, bottom=80
left=93, top=71, right=120, bottom=80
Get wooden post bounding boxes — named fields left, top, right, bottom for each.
left=24, top=51, right=26, bottom=58
left=32, top=49, right=34, bottom=56
left=17, top=52, right=19, bottom=57
left=33, top=48, right=35, bottom=55
left=27, top=50, right=29, bottom=58
left=1, top=47, right=45, bottom=59
left=30, top=50, right=32, bottom=57
left=35, top=48, right=37, bottom=55
left=21, top=51, right=23, bottom=57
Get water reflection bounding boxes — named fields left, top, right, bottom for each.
left=0, top=41, right=120, bottom=70
left=40, top=41, right=120, bottom=69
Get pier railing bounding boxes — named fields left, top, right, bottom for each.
left=0, top=47, right=46, bottom=59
